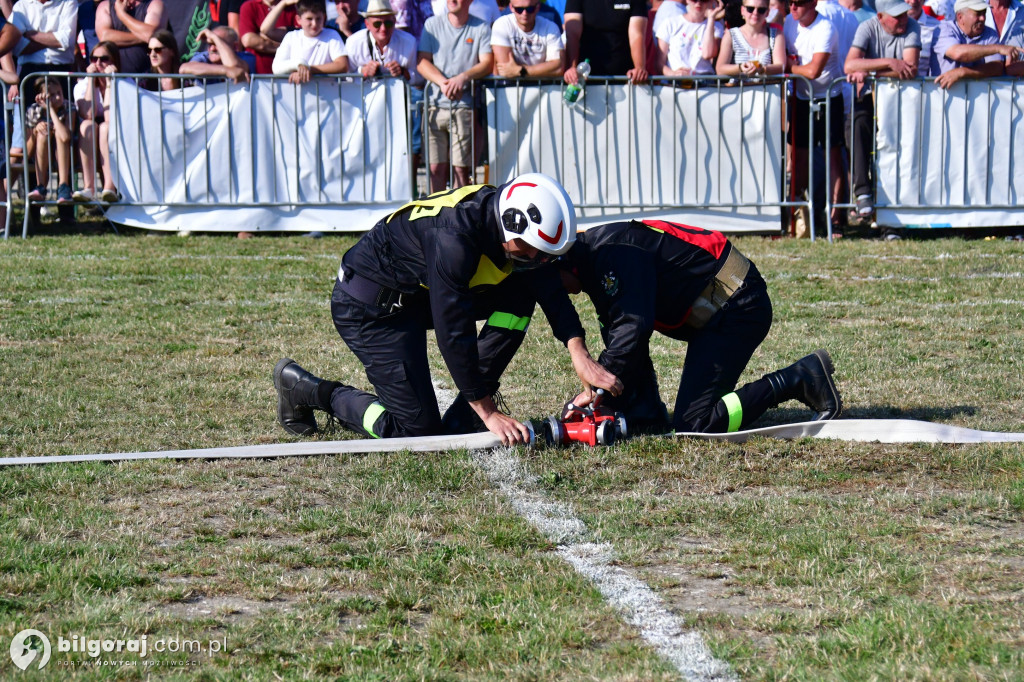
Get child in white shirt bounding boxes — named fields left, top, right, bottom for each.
left=267, top=0, right=349, bottom=84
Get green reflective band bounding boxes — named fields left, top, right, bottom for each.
left=722, top=392, right=743, bottom=433
left=487, top=311, right=530, bottom=332
left=362, top=401, right=386, bottom=439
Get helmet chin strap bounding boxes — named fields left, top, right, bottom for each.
left=505, top=238, right=550, bottom=271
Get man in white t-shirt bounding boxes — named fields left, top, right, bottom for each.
left=491, top=0, right=563, bottom=77
left=816, top=0, right=859, bottom=111
left=784, top=0, right=846, bottom=232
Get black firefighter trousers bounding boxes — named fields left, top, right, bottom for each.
left=325, top=276, right=535, bottom=439
left=601, top=262, right=779, bottom=433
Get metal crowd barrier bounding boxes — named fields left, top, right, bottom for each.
left=825, top=75, right=1024, bottom=234
left=7, top=72, right=1020, bottom=239
left=484, top=74, right=817, bottom=237
left=6, top=72, right=414, bottom=238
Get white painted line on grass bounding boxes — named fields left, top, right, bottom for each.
left=434, top=379, right=733, bottom=678
left=473, top=447, right=736, bottom=682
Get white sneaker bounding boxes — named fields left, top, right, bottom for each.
left=99, top=189, right=119, bottom=203
left=73, top=189, right=95, bottom=202
left=855, top=194, right=873, bottom=217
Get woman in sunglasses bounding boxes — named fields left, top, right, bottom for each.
left=145, top=29, right=183, bottom=92
left=73, top=41, right=121, bottom=203
left=716, top=0, right=786, bottom=77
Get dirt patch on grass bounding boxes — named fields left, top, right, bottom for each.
left=646, top=564, right=759, bottom=619
left=640, top=536, right=773, bottom=620
left=157, top=594, right=295, bottom=621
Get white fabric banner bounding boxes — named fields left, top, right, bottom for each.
left=486, top=81, right=784, bottom=231
left=106, top=77, right=411, bottom=232
left=875, top=79, right=1024, bottom=229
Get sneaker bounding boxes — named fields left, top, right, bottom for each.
left=856, top=194, right=873, bottom=217
left=56, top=183, right=73, bottom=204
left=27, top=186, right=46, bottom=201
left=72, top=188, right=95, bottom=202
left=98, top=189, right=119, bottom=203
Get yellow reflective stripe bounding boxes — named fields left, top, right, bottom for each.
left=362, top=402, right=386, bottom=439
left=387, top=185, right=488, bottom=223
left=487, top=311, right=530, bottom=332
left=469, top=255, right=514, bottom=289
left=722, top=392, right=743, bottom=433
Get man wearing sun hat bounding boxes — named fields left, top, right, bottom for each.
left=843, top=0, right=921, bottom=219
left=933, top=0, right=1021, bottom=86
left=346, top=0, right=420, bottom=81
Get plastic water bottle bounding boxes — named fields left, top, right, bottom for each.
left=563, top=59, right=591, bottom=105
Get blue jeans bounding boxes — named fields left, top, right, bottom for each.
left=409, top=86, right=424, bottom=156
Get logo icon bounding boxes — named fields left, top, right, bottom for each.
left=601, top=271, right=619, bottom=296
left=10, top=630, right=51, bottom=671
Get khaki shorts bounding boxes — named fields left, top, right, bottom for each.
left=426, top=106, right=474, bottom=168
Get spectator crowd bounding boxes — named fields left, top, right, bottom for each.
left=2, top=0, right=1023, bottom=235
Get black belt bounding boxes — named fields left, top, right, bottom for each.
left=338, top=268, right=408, bottom=313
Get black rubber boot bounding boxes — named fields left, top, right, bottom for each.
left=440, top=388, right=511, bottom=435
left=273, top=358, right=331, bottom=436
left=440, top=394, right=487, bottom=435
left=763, top=349, right=843, bottom=420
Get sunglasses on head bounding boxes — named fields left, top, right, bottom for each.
left=91, top=54, right=112, bottom=63
left=744, top=5, right=769, bottom=13
left=371, top=19, right=396, bottom=28
left=148, top=46, right=165, bottom=55
left=512, top=4, right=539, bottom=13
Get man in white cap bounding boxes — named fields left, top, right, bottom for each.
left=933, top=0, right=1021, bottom=86
left=844, top=0, right=921, bottom=219
left=346, top=0, right=420, bottom=82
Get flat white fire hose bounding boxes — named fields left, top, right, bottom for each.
left=1, top=419, right=1022, bottom=467
left=674, top=418, right=1024, bottom=444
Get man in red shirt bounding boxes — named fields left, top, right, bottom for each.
left=239, top=0, right=297, bottom=74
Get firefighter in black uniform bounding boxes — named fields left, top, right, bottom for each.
left=273, top=173, right=622, bottom=446
left=558, top=219, right=842, bottom=434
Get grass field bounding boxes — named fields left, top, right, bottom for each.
left=1, top=231, right=1023, bottom=680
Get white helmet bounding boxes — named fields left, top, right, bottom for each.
left=497, top=173, right=577, bottom=257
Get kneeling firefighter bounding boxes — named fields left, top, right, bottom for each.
left=273, top=173, right=622, bottom=446
left=558, top=219, right=842, bottom=434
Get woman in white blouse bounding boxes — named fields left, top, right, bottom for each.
left=658, top=0, right=726, bottom=77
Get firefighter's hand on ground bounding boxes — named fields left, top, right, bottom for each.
left=470, top=395, right=531, bottom=446
left=483, top=412, right=532, bottom=446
